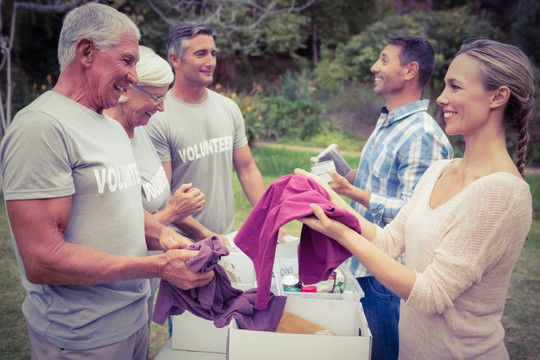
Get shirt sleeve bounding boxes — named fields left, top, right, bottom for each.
left=1, top=112, right=75, bottom=200
left=371, top=161, right=435, bottom=259
left=229, top=99, right=248, bottom=150
left=145, top=113, right=172, bottom=163
left=369, top=131, right=452, bottom=224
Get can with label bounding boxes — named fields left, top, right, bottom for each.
left=281, top=274, right=301, bottom=292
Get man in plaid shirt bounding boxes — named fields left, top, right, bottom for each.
left=328, top=35, right=453, bottom=360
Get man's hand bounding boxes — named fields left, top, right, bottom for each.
left=204, top=232, right=231, bottom=247
left=159, top=226, right=193, bottom=250
left=172, top=217, right=231, bottom=247
left=328, top=170, right=353, bottom=197
left=159, top=249, right=214, bottom=290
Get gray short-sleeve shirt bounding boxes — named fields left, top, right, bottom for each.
left=145, top=89, right=247, bottom=234
left=0, top=91, right=149, bottom=350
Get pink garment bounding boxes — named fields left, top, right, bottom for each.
left=153, top=237, right=286, bottom=331
left=235, top=174, right=361, bottom=310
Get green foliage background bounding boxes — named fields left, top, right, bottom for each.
left=2, top=2, right=540, bottom=358
left=3, top=0, right=539, bottom=161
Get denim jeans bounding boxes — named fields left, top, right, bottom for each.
left=358, top=276, right=400, bottom=360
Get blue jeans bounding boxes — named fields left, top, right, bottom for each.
left=358, top=276, right=400, bottom=360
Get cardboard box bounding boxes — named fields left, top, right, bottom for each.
left=224, top=250, right=257, bottom=289
left=171, top=312, right=229, bottom=353
left=170, top=237, right=296, bottom=353
left=274, top=260, right=364, bottom=302
left=227, top=297, right=372, bottom=360
left=155, top=338, right=225, bottom=360
left=170, top=248, right=256, bottom=353
left=170, top=235, right=366, bottom=355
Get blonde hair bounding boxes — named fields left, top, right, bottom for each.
left=457, top=39, right=535, bottom=178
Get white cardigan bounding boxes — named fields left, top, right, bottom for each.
left=374, top=159, right=532, bottom=360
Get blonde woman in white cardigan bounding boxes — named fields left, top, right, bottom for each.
left=296, top=39, right=534, bottom=360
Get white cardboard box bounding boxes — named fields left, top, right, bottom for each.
left=227, top=297, right=372, bottom=360
left=171, top=311, right=230, bottom=353
left=170, top=237, right=298, bottom=353
left=170, top=248, right=256, bottom=353
left=272, top=235, right=364, bottom=302
left=155, top=338, right=225, bottom=360
left=274, top=261, right=364, bottom=302
left=170, top=236, right=367, bottom=355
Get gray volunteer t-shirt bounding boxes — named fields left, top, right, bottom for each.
left=132, top=126, right=170, bottom=214
left=0, top=91, right=149, bottom=350
left=146, top=88, right=248, bottom=235
left=131, top=126, right=169, bottom=293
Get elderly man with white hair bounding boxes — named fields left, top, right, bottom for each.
left=0, top=4, right=213, bottom=359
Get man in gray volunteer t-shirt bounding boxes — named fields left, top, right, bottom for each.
left=146, top=22, right=267, bottom=242
left=0, top=4, right=212, bottom=359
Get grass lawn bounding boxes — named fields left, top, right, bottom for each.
left=2, top=144, right=539, bottom=359
left=502, top=220, right=540, bottom=358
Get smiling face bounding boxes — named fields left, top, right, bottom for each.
left=370, top=44, right=407, bottom=100
left=84, top=32, right=139, bottom=113
left=124, top=85, right=168, bottom=130
left=437, top=54, right=495, bottom=137
left=173, top=34, right=217, bottom=89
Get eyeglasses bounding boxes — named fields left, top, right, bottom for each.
left=131, top=84, right=167, bottom=105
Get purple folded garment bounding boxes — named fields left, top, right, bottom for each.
left=153, top=237, right=286, bottom=332
left=235, top=174, right=361, bottom=310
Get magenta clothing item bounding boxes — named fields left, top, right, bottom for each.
left=235, top=174, right=361, bottom=310
left=152, top=237, right=286, bottom=331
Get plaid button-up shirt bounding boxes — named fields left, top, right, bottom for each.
left=348, top=99, right=454, bottom=277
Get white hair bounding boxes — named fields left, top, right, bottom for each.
left=118, top=46, right=173, bottom=104
left=58, top=3, right=141, bottom=71
left=136, top=46, right=174, bottom=87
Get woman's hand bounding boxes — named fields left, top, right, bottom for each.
left=299, top=203, right=353, bottom=246
left=168, top=183, right=205, bottom=221
left=294, top=168, right=331, bottom=191
left=294, top=168, right=352, bottom=213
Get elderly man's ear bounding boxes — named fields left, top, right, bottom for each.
left=77, top=38, right=96, bottom=68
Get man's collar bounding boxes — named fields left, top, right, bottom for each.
left=379, top=98, right=430, bottom=126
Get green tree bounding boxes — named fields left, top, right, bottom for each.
left=432, top=0, right=519, bottom=36
left=314, top=6, right=499, bottom=97
left=1, top=0, right=316, bottom=134
left=302, top=0, right=394, bottom=63
left=1, top=0, right=82, bottom=138
left=128, top=0, right=315, bottom=86
left=511, top=0, right=540, bottom=64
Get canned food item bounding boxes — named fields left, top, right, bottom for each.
left=281, top=274, right=301, bottom=291
left=283, top=286, right=302, bottom=292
